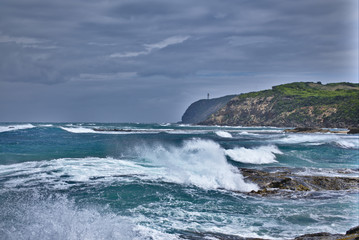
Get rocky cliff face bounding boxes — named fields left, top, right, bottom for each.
left=196, top=82, right=359, bottom=128
left=181, top=95, right=236, bottom=124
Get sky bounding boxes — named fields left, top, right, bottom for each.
left=0, top=0, right=358, bottom=123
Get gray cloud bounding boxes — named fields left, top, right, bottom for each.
left=110, top=35, right=190, bottom=58
left=0, top=0, right=357, bottom=122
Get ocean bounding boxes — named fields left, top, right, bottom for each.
left=0, top=123, right=358, bottom=239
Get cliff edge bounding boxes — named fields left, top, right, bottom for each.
left=181, top=95, right=236, bottom=124
left=184, top=82, right=359, bottom=128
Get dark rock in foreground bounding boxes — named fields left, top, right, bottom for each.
left=179, top=225, right=359, bottom=240
left=348, top=128, right=359, bottom=134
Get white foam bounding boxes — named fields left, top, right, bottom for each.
left=136, top=139, right=259, bottom=192
left=215, top=131, right=233, bottom=138
left=38, top=124, right=53, bottom=127
left=224, top=145, right=282, bottom=164
left=60, top=126, right=97, bottom=133
left=0, top=144, right=259, bottom=192
left=0, top=194, right=152, bottom=240
left=0, top=157, right=149, bottom=189
left=60, top=126, right=165, bottom=134
left=0, top=124, right=35, bottom=133
left=278, top=134, right=359, bottom=149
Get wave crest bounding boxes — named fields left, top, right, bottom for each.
left=136, top=139, right=258, bottom=192
left=215, top=131, right=233, bottom=138
left=225, top=145, right=282, bottom=164
left=0, top=124, right=35, bottom=133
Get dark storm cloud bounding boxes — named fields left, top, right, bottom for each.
left=0, top=0, right=357, bottom=122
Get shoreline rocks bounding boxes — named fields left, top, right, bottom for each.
left=284, top=127, right=348, bottom=134
left=239, top=168, right=359, bottom=197
left=179, top=225, right=359, bottom=240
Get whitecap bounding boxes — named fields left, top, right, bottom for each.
left=0, top=124, right=35, bottom=133
left=136, top=139, right=259, bottom=192
left=224, top=145, right=282, bottom=164
left=215, top=131, right=233, bottom=138
left=38, top=124, right=53, bottom=127
left=60, top=126, right=97, bottom=134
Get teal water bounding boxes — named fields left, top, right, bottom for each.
left=0, top=123, right=358, bottom=239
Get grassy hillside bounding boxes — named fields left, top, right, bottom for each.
left=199, top=82, right=359, bottom=128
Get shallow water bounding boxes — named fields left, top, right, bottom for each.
left=0, top=123, right=358, bottom=239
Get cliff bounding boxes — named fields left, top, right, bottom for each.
left=181, top=95, right=236, bottom=124
left=186, top=82, right=359, bottom=128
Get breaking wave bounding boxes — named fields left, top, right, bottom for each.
left=0, top=140, right=260, bottom=192
left=224, top=145, right=283, bottom=164
left=60, top=126, right=97, bottom=134
left=136, top=139, right=258, bottom=192
left=0, top=124, right=35, bottom=133
left=215, top=131, right=233, bottom=138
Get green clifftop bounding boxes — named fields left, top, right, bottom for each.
left=191, top=82, right=359, bottom=128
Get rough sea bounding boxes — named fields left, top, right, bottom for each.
left=0, top=123, right=358, bottom=239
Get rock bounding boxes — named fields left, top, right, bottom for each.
left=178, top=226, right=359, bottom=240
left=346, top=225, right=359, bottom=235
left=240, top=167, right=359, bottom=197
left=294, top=232, right=344, bottom=240
left=284, top=128, right=331, bottom=133
left=348, top=128, right=359, bottom=134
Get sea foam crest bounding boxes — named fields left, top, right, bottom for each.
left=60, top=127, right=97, bottom=133
left=137, top=139, right=258, bottom=192
left=278, top=134, right=359, bottom=149
left=224, top=145, right=282, bottom=164
left=215, top=131, right=233, bottom=138
left=0, top=124, right=35, bottom=133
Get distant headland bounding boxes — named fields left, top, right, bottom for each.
left=181, top=82, right=359, bottom=129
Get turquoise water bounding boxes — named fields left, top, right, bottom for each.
left=0, top=123, right=358, bottom=239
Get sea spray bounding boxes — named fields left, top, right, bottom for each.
left=224, top=145, right=283, bottom=164
left=136, top=139, right=259, bottom=192
left=0, top=193, right=144, bottom=240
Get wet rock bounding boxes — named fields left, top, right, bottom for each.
left=348, top=128, right=359, bottom=134
left=284, top=127, right=331, bottom=133
left=346, top=225, right=359, bottom=235
left=240, top=168, right=359, bottom=197
left=294, top=232, right=343, bottom=240
left=179, top=226, right=359, bottom=240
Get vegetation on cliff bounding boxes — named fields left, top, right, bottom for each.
left=196, top=82, right=359, bottom=128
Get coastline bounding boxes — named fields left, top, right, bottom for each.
left=180, top=225, right=359, bottom=240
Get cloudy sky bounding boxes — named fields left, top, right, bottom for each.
left=0, top=0, right=357, bottom=122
